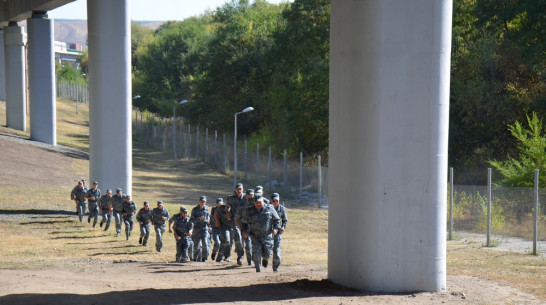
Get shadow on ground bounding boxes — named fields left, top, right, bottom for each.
left=0, top=209, right=74, bottom=216
left=0, top=280, right=365, bottom=305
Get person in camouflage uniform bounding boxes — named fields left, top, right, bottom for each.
left=109, top=188, right=125, bottom=236
left=70, top=181, right=87, bottom=222
left=169, top=205, right=194, bottom=261
left=270, top=193, right=288, bottom=272
left=213, top=197, right=232, bottom=262
left=86, top=181, right=101, bottom=228
left=172, top=206, right=194, bottom=262
left=254, top=186, right=270, bottom=205
left=122, top=195, right=137, bottom=240
left=226, top=183, right=246, bottom=265
left=190, top=196, right=210, bottom=262
left=152, top=201, right=169, bottom=252
left=136, top=201, right=153, bottom=246
left=236, top=188, right=254, bottom=265
left=81, top=179, right=89, bottom=215
left=209, top=198, right=222, bottom=261
left=242, top=195, right=280, bottom=272
left=99, top=189, right=113, bottom=230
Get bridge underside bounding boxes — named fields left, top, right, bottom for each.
left=0, top=0, right=452, bottom=293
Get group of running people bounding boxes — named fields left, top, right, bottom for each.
left=70, top=181, right=287, bottom=272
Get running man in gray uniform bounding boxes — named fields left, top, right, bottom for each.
left=136, top=201, right=153, bottom=246
left=152, top=201, right=170, bottom=252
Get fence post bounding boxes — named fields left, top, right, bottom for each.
left=268, top=146, right=272, bottom=194
left=300, top=152, right=303, bottom=202
left=194, top=126, right=198, bottom=159
left=256, top=143, right=260, bottom=185
left=533, top=168, right=539, bottom=255
left=244, top=138, right=248, bottom=181
left=223, top=133, right=227, bottom=171
left=188, top=124, right=191, bottom=159
left=486, top=167, right=492, bottom=247
left=162, top=119, right=167, bottom=153
left=318, top=154, right=322, bottom=207
left=140, top=112, right=143, bottom=141
left=182, top=120, right=185, bottom=158
left=449, top=167, right=454, bottom=241
left=205, top=128, right=209, bottom=162
left=283, top=149, right=287, bottom=194
left=214, top=130, right=218, bottom=168
left=173, top=116, right=177, bottom=166
left=152, top=118, right=156, bottom=148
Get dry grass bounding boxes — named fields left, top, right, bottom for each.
left=0, top=99, right=544, bottom=301
left=447, top=241, right=546, bottom=300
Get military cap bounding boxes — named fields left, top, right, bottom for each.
left=271, top=193, right=280, bottom=200
left=93, top=181, right=98, bottom=185
left=246, top=189, right=254, bottom=195
left=255, top=195, right=264, bottom=202
left=106, top=189, right=112, bottom=193
left=157, top=200, right=163, bottom=206
left=199, top=195, right=207, bottom=201
left=235, top=182, right=243, bottom=189
left=216, top=198, right=223, bottom=203
left=116, top=188, right=122, bottom=193
left=125, top=195, right=131, bottom=199
left=143, top=201, right=150, bottom=206
left=180, top=206, right=188, bottom=212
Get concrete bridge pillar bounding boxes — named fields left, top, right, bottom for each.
left=87, top=0, right=132, bottom=194
left=328, top=0, right=452, bottom=292
left=27, top=12, right=56, bottom=145
left=0, top=29, right=6, bottom=101
left=3, top=22, right=26, bottom=131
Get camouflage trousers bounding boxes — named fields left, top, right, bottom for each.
left=100, top=210, right=111, bottom=231
left=192, top=229, right=210, bottom=262
left=250, top=234, right=273, bottom=271
left=113, top=211, right=122, bottom=234
left=88, top=204, right=99, bottom=227
left=176, top=236, right=192, bottom=262
left=139, top=222, right=151, bottom=246
left=273, top=233, right=283, bottom=271
left=211, top=227, right=221, bottom=258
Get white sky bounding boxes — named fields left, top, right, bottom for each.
left=49, top=0, right=290, bottom=21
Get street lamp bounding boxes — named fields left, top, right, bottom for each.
left=234, top=106, right=254, bottom=187
left=173, top=99, right=189, bottom=166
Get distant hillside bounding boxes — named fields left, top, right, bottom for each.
left=54, top=19, right=88, bottom=47
left=19, top=19, right=164, bottom=48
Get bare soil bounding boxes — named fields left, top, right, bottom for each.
left=0, top=126, right=544, bottom=304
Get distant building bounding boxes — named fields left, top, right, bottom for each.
left=54, top=41, right=83, bottom=67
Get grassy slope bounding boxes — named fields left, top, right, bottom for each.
left=0, top=99, right=544, bottom=300
left=0, top=99, right=328, bottom=268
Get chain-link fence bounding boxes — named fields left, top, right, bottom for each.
left=132, top=110, right=328, bottom=206
left=448, top=168, right=545, bottom=253
left=57, top=81, right=89, bottom=104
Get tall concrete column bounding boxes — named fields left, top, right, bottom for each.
left=3, top=22, right=26, bottom=131
left=27, top=12, right=56, bottom=145
left=328, top=0, right=452, bottom=293
left=0, top=29, right=6, bottom=101
left=88, top=0, right=132, bottom=194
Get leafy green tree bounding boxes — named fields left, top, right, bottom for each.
left=489, top=112, right=546, bottom=187
left=132, top=17, right=213, bottom=114
left=265, top=0, right=329, bottom=157
left=449, top=0, right=546, bottom=182
left=191, top=0, right=283, bottom=134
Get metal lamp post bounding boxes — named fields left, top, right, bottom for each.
left=173, top=99, right=188, bottom=166
left=234, top=106, right=254, bottom=187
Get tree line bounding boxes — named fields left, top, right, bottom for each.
left=54, top=0, right=545, bottom=184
